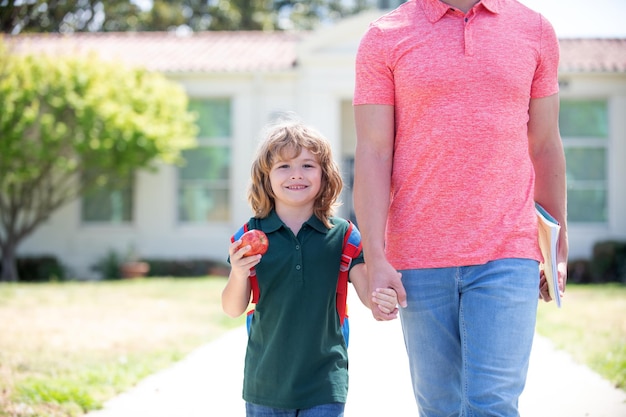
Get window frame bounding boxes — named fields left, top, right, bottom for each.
left=177, top=97, right=232, bottom=224
left=559, top=98, right=610, bottom=225
left=80, top=172, right=135, bottom=225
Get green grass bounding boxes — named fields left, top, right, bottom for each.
left=0, top=280, right=623, bottom=417
left=0, top=277, right=244, bottom=417
left=536, top=283, right=626, bottom=390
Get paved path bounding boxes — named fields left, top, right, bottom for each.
left=87, top=292, right=626, bottom=416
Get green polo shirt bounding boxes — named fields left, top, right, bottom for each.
left=239, top=211, right=364, bottom=409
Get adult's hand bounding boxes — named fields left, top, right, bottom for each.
left=539, top=260, right=567, bottom=302
left=368, top=259, right=407, bottom=321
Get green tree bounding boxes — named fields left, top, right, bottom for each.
left=0, top=0, right=374, bottom=33
left=0, top=43, right=197, bottom=281
left=0, top=0, right=145, bottom=33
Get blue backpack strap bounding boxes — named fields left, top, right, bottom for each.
left=231, top=223, right=249, bottom=243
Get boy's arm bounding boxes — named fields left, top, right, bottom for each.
left=221, top=240, right=260, bottom=317
left=349, top=263, right=372, bottom=310
left=350, top=263, right=399, bottom=317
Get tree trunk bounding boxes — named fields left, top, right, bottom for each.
left=0, top=241, right=19, bottom=282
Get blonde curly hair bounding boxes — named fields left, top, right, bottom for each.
left=247, top=118, right=343, bottom=229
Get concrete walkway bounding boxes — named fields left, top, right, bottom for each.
left=86, top=292, right=626, bottom=416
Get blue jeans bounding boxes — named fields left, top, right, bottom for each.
left=399, top=259, right=539, bottom=417
left=245, top=402, right=344, bottom=417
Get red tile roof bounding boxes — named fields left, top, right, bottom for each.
left=559, top=38, right=626, bottom=73
left=3, top=32, right=625, bottom=74
left=2, top=31, right=303, bottom=73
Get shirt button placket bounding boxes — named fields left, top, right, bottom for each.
left=464, top=13, right=474, bottom=56
left=294, top=243, right=303, bottom=282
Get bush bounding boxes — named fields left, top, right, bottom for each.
left=568, top=259, right=593, bottom=284
left=3, top=256, right=67, bottom=282
left=144, top=258, right=229, bottom=277
left=90, top=250, right=228, bottom=280
left=91, top=250, right=122, bottom=280
left=589, top=240, right=626, bottom=283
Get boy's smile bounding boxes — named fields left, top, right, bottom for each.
left=269, top=148, right=322, bottom=211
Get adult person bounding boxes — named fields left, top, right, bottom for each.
left=352, top=1, right=569, bottom=416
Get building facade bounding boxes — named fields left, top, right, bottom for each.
left=5, top=11, right=626, bottom=279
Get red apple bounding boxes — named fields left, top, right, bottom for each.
left=239, top=229, right=269, bottom=256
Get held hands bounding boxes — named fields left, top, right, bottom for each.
left=371, top=287, right=399, bottom=319
left=368, top=260, right=407, bottom=321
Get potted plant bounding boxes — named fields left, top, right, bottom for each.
left=119, top=245, right=150, bottom=279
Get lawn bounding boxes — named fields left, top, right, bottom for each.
left=0, top=277, right=244, bottom=417
left=0, top=279, right=623, bottom=417
left=535, top=283, right=626, bottom=390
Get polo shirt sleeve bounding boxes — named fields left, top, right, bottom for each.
left=351, top=252, right=365, bottom=268
left=531, top=15, right=560, bottom=99
left=348, top=224, right=365, bottom=270
left=354, top=25, right=395, bottom=106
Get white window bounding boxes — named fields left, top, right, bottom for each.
left=178, top=98, right=231, bottom=223
left=82, top=173, right=133, bottom=223
left=560, top=99, right=609, bottom=223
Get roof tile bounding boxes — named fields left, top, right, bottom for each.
left=3, top=31, right=303, bottom=73
left=3, top=32, right=625, bottom=74
left=559, top=38, right=626, bottom=73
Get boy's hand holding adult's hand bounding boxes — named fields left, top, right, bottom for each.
left=371, top=287, right=400, bottom=318
left=368, top=259, right=407, bottom=321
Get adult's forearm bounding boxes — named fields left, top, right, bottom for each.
left=528, top=94, right=569, bottom=261
left=353, top=148, right=391, bottom=261
left=533, top=143, right=569, bottom=260
left=353, top=104, right=395, bottom=263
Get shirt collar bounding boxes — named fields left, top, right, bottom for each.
left=305, top=215, right=329, bottom=234
left=480, top=0, right=504, bottom=14
left=420, top=0, right=503, bottom=23
left=259, top=210, right=329, bottom=234
left=258, top=210, right=284, bottom=233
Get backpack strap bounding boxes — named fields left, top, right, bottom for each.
left=336, top=220, right=362, bottom=326
left=236, top=220, right=362, bottom=346
left=231, top=223, right=260, bottom=304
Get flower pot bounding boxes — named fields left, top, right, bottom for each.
left=120, top=261, right=149, bottom=279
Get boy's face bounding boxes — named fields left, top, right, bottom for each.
left=269, top=148, right=322, bottom=212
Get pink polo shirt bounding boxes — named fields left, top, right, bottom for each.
left=353, top=0, right=560, bottom=269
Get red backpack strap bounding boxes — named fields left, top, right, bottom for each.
left=336, top=221, right=362, bottom=325
left=231, top=223, right=260, bottom=304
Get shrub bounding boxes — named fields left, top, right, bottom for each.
left=91, top=250, right=122, bottom=280
left=90, top=250, right=228, bottom=280
left=144, top=258, right=229, bottom=277
left=589, top=240, right=626, bottom=283
left=1, top=256, right=67, bottom=282
left=568, top=259, right=592, bottom=284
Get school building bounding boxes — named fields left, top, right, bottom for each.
left=5, top=10, right=626, bottom=279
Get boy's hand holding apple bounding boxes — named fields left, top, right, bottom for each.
left=229, top=229, right=268, bottom=280
left=239, top=230, right=269, bottom=256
